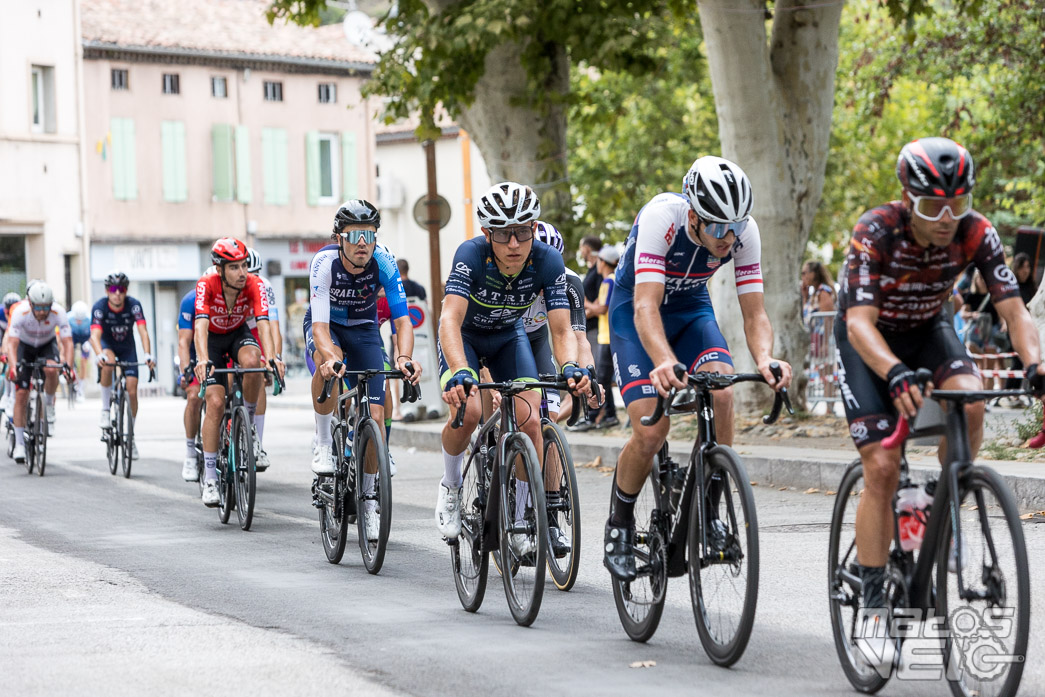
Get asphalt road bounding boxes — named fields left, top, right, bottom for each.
left=1, top=394, right=1043, bottom=697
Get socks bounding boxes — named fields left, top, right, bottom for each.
left=14, top=426, right=24, bottom=446
left=185, top=438, right=195, bottom=459
left=100, top=386, right=112, bottom=409
left=45, top=393, right=55, bottom=407
left=515, top=480, right=530, bottom=524
left=860, top=565, right=887, bottom=609
left=315, top=412, right=333, bottom=447
left=204, top=452, right=218, bottom=481
left=253, top=414, right=265, bottom=445
left=363, top=472, right=376, bottom=496
left=245, top=401, right=257, bottom=421
left=609, top=475, right=639, bottom=527
left=385, top=418, right=391, bottom=441
left=440, top=446, right=465, bottom=489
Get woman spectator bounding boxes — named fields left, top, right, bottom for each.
left=962, top=270, right=1006, bottom=389
left=801, top=260, right=836, bottom=324
left=800, top=260, right=836, bottom=399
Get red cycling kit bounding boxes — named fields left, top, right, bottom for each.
left=835, top=202, right=1019, bottom=446
left=195, top=273, right=269, bottom=385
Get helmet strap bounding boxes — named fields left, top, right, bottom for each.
left=338, top=237, right=368, bottom=271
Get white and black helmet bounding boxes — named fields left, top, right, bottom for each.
left=27, top=282, right=54, bottom=306
left=683, top=156, right=753, bottom=223
left=246, top=248, right=263, bottom=274
left=534, top=221, right=565, bottom=254
left=476, top=182, right=541, bottom=228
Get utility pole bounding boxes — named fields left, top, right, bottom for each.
left=423, top=139, right=442, bottom=325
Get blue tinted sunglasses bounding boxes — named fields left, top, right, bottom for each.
left=339, top=229, right=377, bottom=245
left=32, top=304, right=52, bottom=313
left=702, top=217, right=749, bottom=240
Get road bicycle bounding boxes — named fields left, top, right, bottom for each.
left=99, top=360, right=155, bottom=478
left=612, top=362, right=791, bottom=667
left=16, top=357, right=72, bottom=476
left=315, top=361, right=418, bottom=574
left=828, top=368, right=1034, bottom=697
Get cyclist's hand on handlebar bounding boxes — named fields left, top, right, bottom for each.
left=318, top=358, right=343, bottom=381
left=887, top=362, right=924, bottom=419
left=1023, top=362, right=1045, bottom=395
left=442, top=369, right=476, bottom=408
left=270, top=355, right=286, bottom=381
left=586, top=383, right=603, bottom=409
left=194, top=360, right=211, bottom=386
left=397, top=355, right=421, bottom=384
left=757, top=357, right=792, bottom=390
left=649, top=358, right=687, bottom=397
left=560, top=362, right=591, bottom=396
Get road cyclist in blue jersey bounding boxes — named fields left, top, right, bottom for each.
left=305, top=200, right=421, bottom=540
left=603, top=156, right=793, bottom=581
left=89, top=271, right=155, bottom=460
left=435, top=181, right=593, bottom=558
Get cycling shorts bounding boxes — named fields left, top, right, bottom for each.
left=205, top=324, right=260, bottom=388
left=437, top=322, right=538, bottom=387
left=100, top=339, right=139, bottom=378
left=609, top=293, right=732, bottom=406
left=304, top=317, right=386, bottom=406
left=527, top=328, right=559, bottom=413
left=15, top=339, right=59, bottom=390
left=835, top=314, right=979, bottom=448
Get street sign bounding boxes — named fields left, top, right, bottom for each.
left=412, top=194, right=451, bottom=230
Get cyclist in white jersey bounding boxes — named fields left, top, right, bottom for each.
left=246, top=248, right=283, bottom=471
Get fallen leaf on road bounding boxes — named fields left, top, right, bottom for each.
left=1019, top=513, right=1035, bottom=520
left=629, top=661, right=656, bottom=669
left=778, top=486, right=788, bottom=491
left=750, top=481, right=759, bottom=486
left=825, top=490, right=837, bottom=496
left=805, top=488, right=820, bottom=494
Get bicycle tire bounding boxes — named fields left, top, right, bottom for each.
left=35, top=388, right=47, bottom=476
left=498, top=432, right=548, bottom=627
left=610, top=449, right=668, bottom=642
left=6, top=422, right=13, bottom=460
left=233, top=406, right=257, bottom=531
left=24, top=396, right=36, bottom=475
left=355, top=418, right=392, bottom=574
left=451, top=447, right=490, bottom=613
left=542, top=421, right=581, bottom=591
left=318, top=423, right=350, bottom=564
left=195, top=432, right=204, bottom=497
left=688, top=446, right=758, bottom=667
left=218, top=415, right=234, bottom=525
left=120, top=390, right=133, bottom=478
left=937, top=465, right=1029, bottom=697
left=105, top=396, right=118, bottom=475
left=827, top=460, right=890, bottom=694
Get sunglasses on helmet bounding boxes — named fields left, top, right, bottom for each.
left=701, top=217, right=749, bottom=240
left=107, top=285, right=128, bottom=294
left=909, top=193, right=973, bottom=222
left=488, top=225, right=535, bottom=245
left=339, top=229, right=377, bottom=245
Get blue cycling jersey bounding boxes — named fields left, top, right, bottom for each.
left=91, top=296, right=145, bottom=348
left=178, top=289, right=197, bottom=360
left=307, top=243, right=407, bottom=327
left=444, top=237, right=569, bottom=333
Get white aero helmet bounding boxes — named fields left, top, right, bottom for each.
left=683, top=156, right=754, bottom=224
left=247, top=247, right=263, bottom=274
left=476, top=182, right=541, bottom=228
left=534, top=221, right=565, bottom=254
left=27, top=281, right=54, bottom=306
left=70, top=300, right=90, bottom=318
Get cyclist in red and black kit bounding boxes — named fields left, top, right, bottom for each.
left=836, top=137, right=1044, bottom=665
left=192, top=238, right=285, bottom=507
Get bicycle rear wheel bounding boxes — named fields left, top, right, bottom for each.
left=937, top=465, right=1029, bottom=697
left=34, top=393, right=47, bottom=476
left=452, top=447, right=490, bottom=613
left=232, top=406, right=257, bottom=530
left=119, top=391, right=133, bottom=478
left=218, top=417, right=234, bottom=525
left=828, top=460, right=890, bottom=694
left=543, top=421, right=581, bottom=591
left=689, top=446, right=758, bottom=666
left=611, top=448, right=668, bottom=642
left=498, top=433, right=548, bottom=627
left=319, top=423, right=350, bottom=563
left=354, top=418, right=391, bottom=574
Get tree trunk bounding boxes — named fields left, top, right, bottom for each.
left=699, top=0, right=842, bottom=412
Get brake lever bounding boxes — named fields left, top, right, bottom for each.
left=450, top=377, right=475, bottom=429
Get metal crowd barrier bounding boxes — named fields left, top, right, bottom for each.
left=805, top=311, right=839, bottom=409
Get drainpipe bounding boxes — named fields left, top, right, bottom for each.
left=72, top=0, right=91, bottom=300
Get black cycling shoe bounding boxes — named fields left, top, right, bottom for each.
left=603, top=521, right=637, bottom=582
left=549, top=525, right=571, bottom=558
left=706, top=518, right=730, bottom=557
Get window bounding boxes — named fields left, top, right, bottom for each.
left=318, top=83, right=336, bottom=103
left=162, top=73, right=180, bottom=95
left=111, top=68, right=129, bottom=91
left=261, top=128, right=290, bottom=205
left=317, top=134, right=338, bottom=203
left=263, top=81, right=283, bottom=102
left=30, top=65, right=56, bottom=133
left=211, top=76, right=227, bottom=98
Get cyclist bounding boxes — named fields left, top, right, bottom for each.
left=835, top=137, right=1044, bottom=665
left=68, top=301, right=91, bottom=402
left=435, top=182, right=591, bottom=557
left=177, top=283, right=204, bottom=481
left=305, top=199, right=421, bottom=541
left=5, top=282, right=74, bottom=462
left=0, top=292, right=22, bottom=413
left=603, top=156, right=792, bottom=581
left=90, top=271, right=155, bottom=459
left=193, top=239, right=285, bottom=507
left=246, top=248, right=282, bottom=471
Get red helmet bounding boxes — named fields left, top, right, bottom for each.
left=210, top=237, right=248, bottom=266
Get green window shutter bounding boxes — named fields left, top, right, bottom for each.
left=111, top=117, right=137, bottom=201
left=274, top=128, right=289, bottom=205
left=123, top=119, right=137, bottom=200
left=235, top=125, right=252, bottom=204
left=341, top=131, right=358, bottom=199
left=261, top=128, right=276, bottom=205
left=162, top=121, right=187, bottom=202
left=212, top=124, right=234, bottom=201
left=305, top=130, right=320, bottom=206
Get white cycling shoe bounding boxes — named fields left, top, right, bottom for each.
left=201, top=479, right=220, bottom=507
left=364, top=502, right=381, bottom=542
left=311, top=444, right=335, bottom=476
left=181, top=457, right=198, bottom=482
left=853, top=611, right=898, bottom=672
left=509, top=532, right=537, bottom=560
left=435, top=484, right=462, bottom=538
left=13, top=442, right=26, bottom=463
left=99, top=410, right=110, bottom=429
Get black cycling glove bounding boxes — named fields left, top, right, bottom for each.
left=886, top=363, right=916, bottom=402
left=1023, top=363, right=1045, bottom=394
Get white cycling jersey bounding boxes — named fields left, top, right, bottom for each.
left=8, top=301, right=71, bottom=348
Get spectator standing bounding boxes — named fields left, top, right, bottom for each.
left=1005, top=253, right=1039, bottom=392
left=397, top=258, right=427, bottom=301
left=801, top=260, right=836, bottom=399
left=962, top=270, right=1004, bottom=388
left=580, top=235, right=604, bottom=353
left=589, top=245, right=620, bottom=429
left=800, top=260, right=836, bottom=324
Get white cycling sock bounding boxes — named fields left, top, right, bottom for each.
left=185, top=438, right=195, bottom=459
left=14, top=426, right=24, bottom=446
left=441, top=446, right=464, bottom=489
left=203, top=452, right=218, bottom=482
left=100, top=386, right=112, bottom=408
left=253, top=414, right=265, bottom=445
left=363, top=471, right=376, bottom=496
left=515, top=480, right=530, bottom=524
left=246, top=401, right=257, bottom=420
left=316, top=412, right=333, bottom=447
left=45, top=393, right=55, bottom=407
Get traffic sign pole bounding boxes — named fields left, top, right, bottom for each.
left=423, top=139, right=443, bottom=327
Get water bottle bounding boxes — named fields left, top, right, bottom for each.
left=344, top=429, right=354, bottom=459
left=896, top=482, right=934, bottom=552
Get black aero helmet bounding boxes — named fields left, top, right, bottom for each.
left=896, top=137, right=975, bottom=197
left=333, top=199, right=380, bottom=234
left=104, top=270, right=129, bottom=287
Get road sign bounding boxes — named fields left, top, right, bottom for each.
left=412, top=194, right=451, bottom=230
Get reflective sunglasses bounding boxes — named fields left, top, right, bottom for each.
left=489, top=225, right=534, bottom=244
left=339, top=229, right=376, bottom=245
left=107, top=285, right=128, bottom=294
left=31, top=304, right=52, bottom=313
left=909, top=193, right=973, bottom=221
left=702, top=217, right=749, bottom=240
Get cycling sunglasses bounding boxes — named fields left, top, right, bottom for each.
left=701, top=217, right=749, bottom=240
left=107, top=285, right=128, bottom=293
left=909, top=193, right=973, bottom=222
left=488, top=225, right=534, bottom=244
left=339, top=229, right=377, bottom=245
left=31, top=304, right=51, bottom=313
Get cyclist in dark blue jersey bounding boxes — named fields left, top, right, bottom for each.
left=89, top=270, right=155, bottom=460
left=434, top=182, right=592, bottom=556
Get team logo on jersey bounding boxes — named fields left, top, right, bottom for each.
left=850, top=422, right=869, bottom=441
left=628, top=364, right=641, bottom=378
left=664, top=223, right=676, bottom=246
left=455, top=261, right=472, bottom=277
left=994, top=265, right=1017, bottom=287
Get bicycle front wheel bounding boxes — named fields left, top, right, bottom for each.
left=218, top=416, right=234, bottom=525
left=937, top=465, right=1030, bottom=697
left=24, top=398, right=36, bottom=475
left=232, top=406, right=257, bottom=531
left=105, top=397, right=118, bottom=475
left=452, top=447, right=490, bottom=613
left=33, top=389, right=47, bottom=476
left=318, top=423, right=350, bottom=564
left=119, top=390, right=133, bottom=478
left=542, top=421, right=581, bottom=591
left=355, top=418, right=392, bottom=574
left=688, top=445, right=758, bottom=667
left=498, top=433, right=547, bottom=627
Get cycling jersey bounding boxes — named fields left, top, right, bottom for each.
left=521, top=267, right=586, bottom=334
left=615, top=192, right=764, bottom=311
left=68, top=313, right=91, bottom=346
left=8, top=302, right=71, bottom=348
left=444, top=237, right=569, bottom=333
left=839, top=203, right=1019, bottom=332
left=178, top=289, right=196, bottom=333
left=194, top=273, right=269, bottom=334
left=90, top=296, right=145, bottom=348
left=308, top=243, right=406, bottom=327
